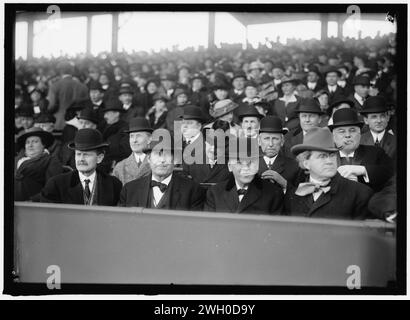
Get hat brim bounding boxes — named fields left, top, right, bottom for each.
left=123, top=128, right=154, bottom=134
left=211, top=104, right=238, bottom=119
left=259, top=128, right=289, bottom=135
left=291, top=144, right=339, bottom=156
left=238, top=113, right=265, bottom=120
left=359, top=109, right=388, bottom=115
left=103, top=108, right=126, bottom=113
left=78, top=116, right=99, bottom=124
left=324, top=71, right=342, bottom=77
left=328, top=121, right=364, bottom=130
left=330, top=100, right=355, bottom=110
left=179, top=116, right=206, bottom=123
left=296, top=109, right=325, bottom=115
left=278, top=79, right=300, bottom=87
left=67, top=142, right=109, bottom=151
left=17, top=130, right=54, bottom=150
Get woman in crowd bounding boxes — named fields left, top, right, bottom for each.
left=14, top=127, right=63, bottom=201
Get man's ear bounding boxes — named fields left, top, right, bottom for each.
left=96, top=153, right=105, bottom=164
left=303, top=159, right=310, bottom=171
left=363, top=116, right=369, bottom=126
left=227, top=162, right=233, bottom=172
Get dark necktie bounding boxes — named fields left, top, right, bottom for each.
left=84, top=179, right=91, bottom=199
left=237, top=188, right=247, bottom=196
left=137, top=157, right=142, bottom=168
left=151, top=180, right=168, bottom=193
left=340, top=156, right=352, bottom=165
left=375, top=137, right=380, bottom=147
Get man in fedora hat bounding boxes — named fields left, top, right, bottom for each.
left=113, top=117, right=153, bottom=185
left=322, top=67, right=347, bottom=106
left=304, top=66, right=323, bottom=93
left=330, top=108, right=394, bottom=192
left=100, top=99, right=132, bottom=173
left=258, top=116, right=299, bottom=190
left=237, top=104, right=264, bottom=139
left=119, top=132, right=205, bottom=210
left=359, top=96, right=396, bottom=160
left=205, top=99, right=241, bottom=137
left=38, top=128, right=122, bottom=205
left=204, top=137, right=284, bottom=214
left=284, top=127, right=373, bottom=219
left=271, top=75, right=301, bottom=133
left=285, top=98, right=325, bottom=156
left=347, top=76, right=371, bottom=113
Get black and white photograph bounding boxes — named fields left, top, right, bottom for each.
left=2, top=2, right=406, bottom=301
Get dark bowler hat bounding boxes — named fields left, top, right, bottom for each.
left=143, top=132, right=174, bottom=155
left=291, top=127, right=338, bottom=155
left=296, top=98, right=324, bottom=115
left=212, top=81, right=230, bottom=91
left=232, top=71, right=247, bottom=81
left=228, top=137, right=260, bottom=160
left=352, top=75, right=371, bottom=86
left=259, top=116, right=288, bottom=134
left=103, top=99, right=126, bottom=113
left=323, top=66, right=342, bottom=77
left=237, top=105, right=265, bottom=121
left=360, top=96, right=389, bottom=114
left=67, top=99, right=90, bottom=111
left=307, top=66, right=321, bottom=76
left=124, top=117, right=153, bottom=134
left=78, top=107, right=99, bottom=124
left=68, top=128, right=109, bottom=151
left=34, top=113, right=56, bottom=124
left=329, top=97, right=355, bottom=110
left=89, top=80, right=104, bottom=92
left=16, top=127, right=54, bottom=150
left=328, top=108, right=364, bottom=130
left=179, top=105, right=206, bottom=123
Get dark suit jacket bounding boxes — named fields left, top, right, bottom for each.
left=121, top=104, right=145, bottom=123
left=183, top=162, right=231, bottom=185
left=229, top=90, right=246, bottom=104
left=204, top=174, right=284, bottom=215
left=284, top=173, right=374, bottom=219
left=337, top=144, right=394, bottom=192
left=323, top=85, right=346, bottom=106
left=119, top=173, right=206, bottom=211
left=283, top=130, right=304, bottom=158
left=271, top=97, right=301, bottom=133
left=37, top=170, right=122, bottom=205
left=360, top=130, right=396, bottom=161
left=258, top=151, right=300, bottom=187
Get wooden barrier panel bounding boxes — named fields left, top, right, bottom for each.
left=14, top=202, right=396, bottom=287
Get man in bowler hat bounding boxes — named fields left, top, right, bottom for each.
left=38, top=128, right=122, bottom=205
left=113, top=117, right=153, bottom=185
left=359, top=96, right=396, bottom=160
left=119, top=132, right=206, bottom=210
left=284, top=127, right=373, bottom=219
left=330, top=108, right=394, bottom=192
left=258, top=116, right=299, bottom=190
left=204, top=137, right=284, bottom=214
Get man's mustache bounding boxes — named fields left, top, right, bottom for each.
left=77, top=162, right=88, bottom=165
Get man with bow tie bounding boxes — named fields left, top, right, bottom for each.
left=284, top=127, right=373, bottom=219
left=204, top=137, right=284, bottom=214
left=330, top=108, right=394, bottom=192
left=119, top=132, right=205, bottom=210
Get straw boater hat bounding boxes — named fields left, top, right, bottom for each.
left=68, top=128, right=109, bottom=151
left=291, top=127, right=339, bottom=155
left=210, top=99, right=238, bottom=119
left=16, top=127, right=54, bottom=150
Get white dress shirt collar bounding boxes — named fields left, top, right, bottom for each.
left=328, top=84, right=337, bottom=92
left=354, top=92, right=365, bottom=105
left=339, top=150, right=355, bottom=158
left=133, top=152, right=146, bottom=164
left=263, top=154, right=278, bottom=166
left=370, top=130, right=385, bottom=143
left=78, top=170, right=97, bottom=191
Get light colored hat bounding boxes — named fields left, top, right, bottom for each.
left=210, top=99, right=238, bottom=119
left=249, top=61, right=264, bottom=71
left=291, top=127, right=339, bottom=155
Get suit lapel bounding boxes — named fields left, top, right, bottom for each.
left=224, top=175, right=239, bottom=212
left=139, top=174, right=152, bottom=207
left=307, top=174, right=339, bottom=216
left=69, top=171, right=85, bottom=204
left=169, top=174, right=181, bottom=209
left=237, top=178, right=262, bottom=213
left=360, top=131, right=374, bottom=146
left=272, top=153, right=286, bottom=174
